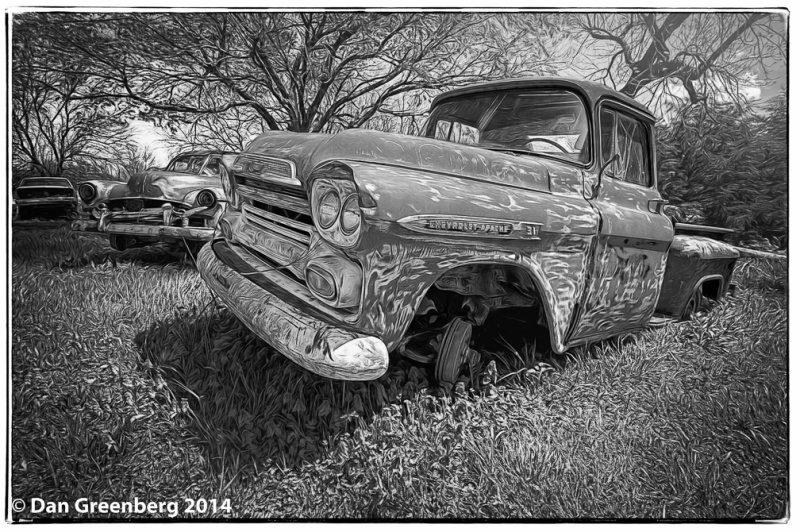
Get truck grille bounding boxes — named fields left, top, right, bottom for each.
left=233, top=157, right=313, bottom=282
left=242, top=203, right=312, bottom=245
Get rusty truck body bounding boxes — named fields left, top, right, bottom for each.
left=196, top=78, right=740, bottom=384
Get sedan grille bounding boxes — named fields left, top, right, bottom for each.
left=16, top=188, right=74, bottom=199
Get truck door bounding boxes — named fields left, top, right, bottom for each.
left=568, top=103, right=674, bottom=342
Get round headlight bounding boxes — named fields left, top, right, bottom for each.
left=196, top=189, right=217, bottom=208
left=340, top=194, right=361, bottom=235
left=317, top=189, right=340, bottom=229
left=78, top=183, right=96, bottom=202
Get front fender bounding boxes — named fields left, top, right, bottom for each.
left=345, top=161, right=599, bottom=353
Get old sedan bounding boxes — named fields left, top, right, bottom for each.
left=13, top=177, right=78, bottom=219
left=72, top=151, right=236, bottom=251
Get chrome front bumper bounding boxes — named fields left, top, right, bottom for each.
left=197, top=241, right=389, bottom=381
left=71, top=204, right=220, bottom=241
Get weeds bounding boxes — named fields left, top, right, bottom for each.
left=11, top=221, right=788, bottom=520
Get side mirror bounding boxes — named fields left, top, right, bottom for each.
left=591, top=153, right=620, bottom=199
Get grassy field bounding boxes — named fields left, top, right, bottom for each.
left=10, top=220, right=788, bottom=521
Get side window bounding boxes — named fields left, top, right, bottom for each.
left=617, top=114, right=650, bottom=186
left=451, top=122, right=479, bottom=145
left=599, top=107, right=652, bottom=187
left=434, top=120, right=451, bottom=141
left=433, top=119, right=478, bottom=145
left=189, top=157, right=204, bottom=173
left=204, top=157, right=221, bottom=176
left=600, top=108, right=616, bottom=165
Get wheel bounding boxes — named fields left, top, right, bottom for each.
left=435, top=318, right=473, bottom=386
left=681, top=286, right=702, bottom=320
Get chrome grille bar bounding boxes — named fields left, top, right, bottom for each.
left=242, top=204, right=311, bottom=245
left=242, top=203, right=313, bottom=235
left=237, top=185, right=311, bottom=215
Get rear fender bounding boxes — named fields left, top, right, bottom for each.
left=655, top=235, right=740, bottom=317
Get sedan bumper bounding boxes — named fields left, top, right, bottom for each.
left=197, top=240, right=389, bottom=381
left=71, top=204, right=220, bottom=242
left=71, top=219, right=214, bottom=241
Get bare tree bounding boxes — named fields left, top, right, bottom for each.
left=362, top=13, right=574, bottom=135
left=574, top=12, right=786, bottom=107
left=22, top=12, right=572, bottom=140
left=164, top=107, right=264, bottom=153
left=12, top=25, right=134, bottom=177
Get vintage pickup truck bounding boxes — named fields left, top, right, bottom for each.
left=197, top=78, right=742, bottom=385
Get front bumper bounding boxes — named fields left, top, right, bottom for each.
left=71, top=204, right=219, bottom=242
left=197, top=241, right=389, bottom=381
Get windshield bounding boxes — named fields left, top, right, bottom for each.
left=425, top=89, right=590, bottom=164
left=166, top=155, right=209, bottom=174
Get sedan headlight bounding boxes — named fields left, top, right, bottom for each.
left=78, top=183, right=97, bottom=202
left=196, top=189, right=217, bottom=208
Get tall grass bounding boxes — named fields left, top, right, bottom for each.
left=11, top=221, right=787, bottom=520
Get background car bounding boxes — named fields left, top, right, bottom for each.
left=72, top=151, right=237, bottom=251
left=13, top=177, right=78, bottom=220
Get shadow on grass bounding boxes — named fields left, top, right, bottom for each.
left=133, top=306, right=574, bottom=479
left=134, top=308, right=436, bottom=475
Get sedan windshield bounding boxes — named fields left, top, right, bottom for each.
left=167, top=155, right=208, bottom=174
left=425, top=88, right=590, bottom=164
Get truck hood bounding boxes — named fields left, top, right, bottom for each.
left=109, top=170, right=223, bottom=204
left=246, top=129, right=553, bottom=193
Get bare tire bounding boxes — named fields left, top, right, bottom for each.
left=435, top=318, right=473, bottom=386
